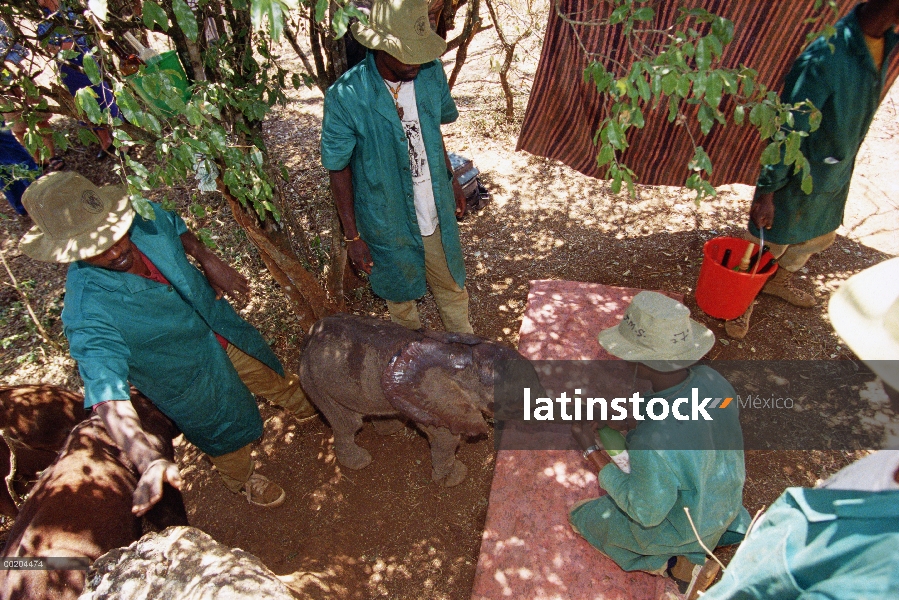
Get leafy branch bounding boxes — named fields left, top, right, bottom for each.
left=560, top=0, right=830, bottom=200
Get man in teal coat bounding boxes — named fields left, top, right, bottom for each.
left=726, top=0, right=899, bottom=339
left=700, top=257, right=899, bottom=599
left=321, top=0, right=473, bottom=333
left=570, top=292, right=749, bottom=597
left=20, top=172, right=317, bottom=512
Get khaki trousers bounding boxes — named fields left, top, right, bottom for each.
left=209, top=344, right=307, bottom=492
left=744, top=230, right=836, bottom=273
left=386, top=228, right=474, bottom=334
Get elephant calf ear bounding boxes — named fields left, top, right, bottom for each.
left=382, top=339, right=490, bottom=437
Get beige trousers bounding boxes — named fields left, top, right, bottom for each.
left=386, top=228, right=474, bottom=334
left=744, top=230, right=837, bottom=273
left=209, top=344, right=307, bottom=492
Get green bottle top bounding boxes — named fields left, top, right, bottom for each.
left=598, top=427, right=627, bottom=456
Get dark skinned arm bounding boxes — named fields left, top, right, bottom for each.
left=443, top=145, right=467, bottom=218
left=94, top=400, right=182, bottom=516
left=750, top=191, right=775, bottom=230
left=330, top=165, right=374, bottom=274
left=179, top=230, right=250, bottom=307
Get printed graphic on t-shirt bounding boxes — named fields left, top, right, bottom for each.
left=403, top=119, right=427, bottom=181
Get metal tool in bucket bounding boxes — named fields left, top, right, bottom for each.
left=694, top=230, right=779, bottom=320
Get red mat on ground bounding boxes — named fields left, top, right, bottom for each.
left=471, top=280, right=683, bottom=600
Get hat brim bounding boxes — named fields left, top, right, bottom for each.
left=19, top=185, right=133, bottom=263
left=598, top=319, right=715, bottom=372
left=829, top=257, right=899, bottom=390
left=352, top=22, right=446, bottom=65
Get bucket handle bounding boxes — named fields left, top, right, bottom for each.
left=751, top=228, right=764, bottom=276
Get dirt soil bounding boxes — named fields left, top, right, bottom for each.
left=2, top=17, right=898, bottom=600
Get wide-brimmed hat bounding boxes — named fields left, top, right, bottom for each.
left=352, top=0, right=446, bottom=65
left=598, top=291, right=715, bottom=372
left=829, top=257, right=899, bottom=390
left=19, top=171, right=133, bottom=263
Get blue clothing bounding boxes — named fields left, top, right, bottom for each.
left=0, top=127, right=38, bottom=215
left=321, top=51, right=464, bottom=302
left=750, top=5, right=899, bottom=245
left=62, top=203, right=282, bottom=456
left=569, top=366, right=750, bottom=572
left=702, top=452, right=899, bottom=599
left=37, top=9, right=120, bottom=119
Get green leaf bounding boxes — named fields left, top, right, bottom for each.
left=75, top=87, right=103, bottom=123
left=784, top=131, right=802, bottom=165
left=809, top=107, right=822, bottom=132
left=633, top=7, right=654, bottom=21
left=705, top=34, right=722, bottom=58
left=114, top=87, right=142, bottom=123
left=705, top=74, right=723, bottom=107
left=609, top=4, right=629, bottom=25
left=734, top=104, right=745, bottom=125
left=688, top=146, right=713, bottom=174
left=661, top=72, right=678, bottom=95
left=635, top=75, right=650, bottom=101
left=332, top=6, right=348, bottom=39
left=676, top=75, right=691, bottom=98
left=314, top=0, right=328, bottom=24
left=759, top=141, right=782, bottom=165
left=173, top=0, right=199, bottom=42
left=82, top=53, right=102, bottom=86
left=697, top=104, right=715, bottom=135
left=596, top=144, right=615, bottom=167
left=801, top=172, right=813, bottom=194
left=143, top=1, right=169, bottom=31
left=695, top=38, right=710, bottom=71
left=130, top=194, right=155, bottom=220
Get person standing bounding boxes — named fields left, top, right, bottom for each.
left=726, top=0, right=899, bottom=339
left=321, top=0, right=473, bottom=334
left=19, top=172, right=318, bottom=512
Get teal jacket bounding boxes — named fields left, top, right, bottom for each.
left=62, top=203, right=280, bottom=456
left=702, top=485, right=899, bottom=599
left=320, top=52, right=465, bottom=302
left=570, top=366, right=750, bottom=572
left=750, top=6, right=899, bottom=244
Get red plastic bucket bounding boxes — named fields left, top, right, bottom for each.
left=695, top=237, right=778, bottom=320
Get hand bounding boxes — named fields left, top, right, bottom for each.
left=132, top=458, right=182, bottom=517
left=453, top=182, right=467, bottom=219
left=200, top=257, right=251, bottom=307
left=571, top=421, right=602, bottom=452
left=750, top=192, right=775, bottom=230
left=347, top=238, right=374, bottom=275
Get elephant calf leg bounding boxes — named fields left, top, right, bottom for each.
left=314, top=395, right=372, bottom=470
left=422, top=425, right=467, bottom=487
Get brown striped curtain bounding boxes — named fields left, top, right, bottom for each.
left=517, top=0, right=899, bottom=187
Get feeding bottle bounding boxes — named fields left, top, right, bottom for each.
left=598, top=427, right=630, bottom=473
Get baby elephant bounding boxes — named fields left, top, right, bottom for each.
left=300, top=314, right=526, bottom=486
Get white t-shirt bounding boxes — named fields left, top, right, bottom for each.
left=386, top=79, right=439, bottom=237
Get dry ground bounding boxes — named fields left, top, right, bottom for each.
left=1, top=12, right=898, bottom=599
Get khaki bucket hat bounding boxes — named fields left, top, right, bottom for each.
left=829, top=257, right=899, bottom=390
left=352, top=0, right=447, bottom=65
left=19, top=171, right=133, bottom=263
left=598, top=291, right=715, bottom=372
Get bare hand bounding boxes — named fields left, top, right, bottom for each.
left=133, top=459, right=182, bottom=516
left=347, top=239, right=374, bottom=275
left=750, top=192, right=775, bottom=230
left=200, top=257, right=251, bottom=307
left=454, top=184, right=467, bottom=219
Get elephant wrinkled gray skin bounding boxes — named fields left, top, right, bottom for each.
left=299, top=314, right=531, bottom=487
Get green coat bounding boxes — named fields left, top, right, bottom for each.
left=320, top=52, right=465, bottom=302
left=569, top=366, right=750, bottom=572
left=701, top=485, right=899, bottom=599
left=62, top=203, right=281, bottom=456
left=750, top=6, right=899, bottom=245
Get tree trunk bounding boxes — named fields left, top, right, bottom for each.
left=219, top=184, right=339, bottom=332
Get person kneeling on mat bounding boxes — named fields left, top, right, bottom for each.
left=569, top=292, right=750, bottom=599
